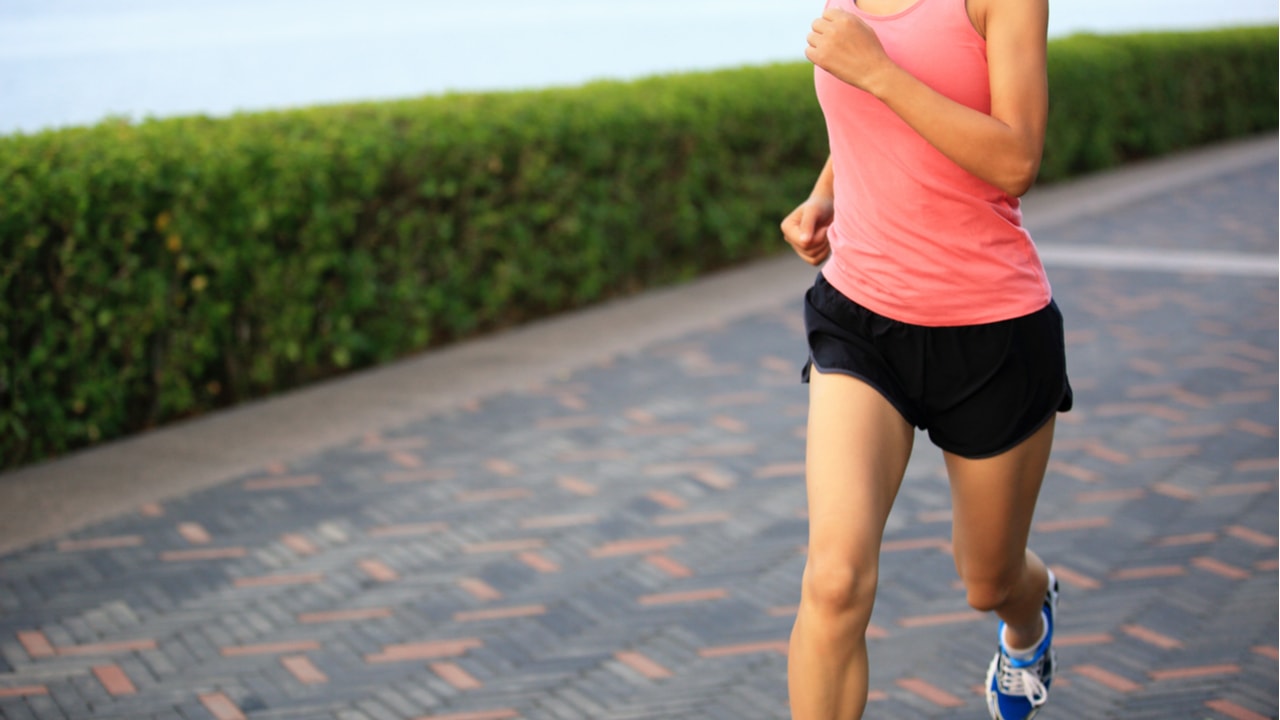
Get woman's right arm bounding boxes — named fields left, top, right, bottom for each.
left=781, top=156, right=835, bottom=266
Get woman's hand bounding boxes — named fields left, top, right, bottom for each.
left=781, top=196, right=835, bottom=266
left=805, top=9, right=894, bottom=94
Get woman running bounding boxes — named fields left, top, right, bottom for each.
left=780, top=0, right=1070, bottom=718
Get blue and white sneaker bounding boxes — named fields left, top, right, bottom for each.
left=985, top=570, right=1059, bottom=720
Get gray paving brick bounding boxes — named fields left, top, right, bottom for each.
left=0, top=700, right=40, bottom=720
left=22, top=695, right=68, bottom=720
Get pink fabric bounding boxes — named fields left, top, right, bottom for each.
left=815, top=0, right=1051, bottom=326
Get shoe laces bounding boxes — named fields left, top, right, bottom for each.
left=995, top=652, right=1049, bottom=706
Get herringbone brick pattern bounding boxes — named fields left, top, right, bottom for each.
left=0, top=163, right=1275, bottom=719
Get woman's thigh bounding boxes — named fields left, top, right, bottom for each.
left=804, top=368, right=916, bottom=575
left=945, top=417, right=1056, bottom=584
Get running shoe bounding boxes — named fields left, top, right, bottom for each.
left=985, top=569, right=1059, bottom=720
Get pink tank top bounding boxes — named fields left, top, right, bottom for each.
left=815, top=0, right=1051, bottom=326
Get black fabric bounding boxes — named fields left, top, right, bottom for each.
left=802, top=273, right=1073, bottom=459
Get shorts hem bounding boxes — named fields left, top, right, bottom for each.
left=933, top=382, right=1072, bottom=460
left=804, top=358, right=923, bottom=430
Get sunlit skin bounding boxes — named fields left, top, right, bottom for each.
left=778, top=1, right=1056, bottom=718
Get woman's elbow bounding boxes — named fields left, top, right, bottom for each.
left=999, top=156, right=1041, bottom=198
left=1002, top=176, right=1035, bottom=198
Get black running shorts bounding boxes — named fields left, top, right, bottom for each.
left=802, top=273, right=1073, bottom=459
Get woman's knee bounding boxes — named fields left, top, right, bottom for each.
left=800, top=555, right=879, bottom=619
left=962, top=569, right=1021, bottom=612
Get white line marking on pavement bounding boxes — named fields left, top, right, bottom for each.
left=1039, top=244, right=1279, bottom=277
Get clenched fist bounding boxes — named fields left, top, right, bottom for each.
left=781, top=196, right=835, bottom=266
left=805, top=9, right=894, bottom=94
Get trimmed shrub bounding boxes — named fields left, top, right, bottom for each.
left=1, top=26, right=1275, bottom=468
left=1040, top=26, right=1278, bottom=178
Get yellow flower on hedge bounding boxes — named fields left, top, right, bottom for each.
left=155, top=212, right=172, bottom=232
left=191, top=275, right=208, bottom=292
left=166, top=234, right=182, bottom=252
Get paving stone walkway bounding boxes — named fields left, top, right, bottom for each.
left=1, top=151, right=1277, bottom=720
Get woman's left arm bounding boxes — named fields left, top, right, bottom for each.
left=806, top=0, right=1049, bottom=196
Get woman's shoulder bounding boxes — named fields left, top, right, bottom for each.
left=966, top=0, right=1049, bottom=38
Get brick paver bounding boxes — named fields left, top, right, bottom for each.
left=0, top=157, right=1276, bottom=719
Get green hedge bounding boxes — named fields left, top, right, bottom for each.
left=1041, top=27, right=1278, bottom=178
left=1, top=26, right=1275, bottom=469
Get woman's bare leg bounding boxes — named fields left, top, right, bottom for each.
left=788, top=368, right=915, bottom=719
left=945, top=418, right=1057, bottom=648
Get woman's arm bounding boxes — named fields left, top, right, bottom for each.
left=781, top=156, right=836, bottom=265
left=808, top=154, right=836, bottom=203
left=805, top=0, right=1049, bottom=197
